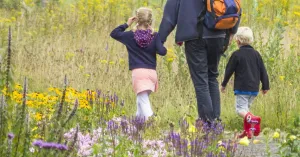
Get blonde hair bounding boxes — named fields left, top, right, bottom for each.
left=133, top=7, right=154, bottom=32
left=234, top=27, right=254, bottom=45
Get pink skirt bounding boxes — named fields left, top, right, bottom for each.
left=132, top=68, right=158, bottom=94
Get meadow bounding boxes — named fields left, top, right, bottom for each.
left=0, top=0, right=299, bottom=156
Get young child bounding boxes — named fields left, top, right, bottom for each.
left=110, top=7, right=167, bottom=120
left=221, top=27, right=270, bottom=139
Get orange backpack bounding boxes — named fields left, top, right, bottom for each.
left=204, top=0, right=241, bottom=30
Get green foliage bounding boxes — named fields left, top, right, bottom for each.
left=277, top=114, right=300, bottom=157
left=0, top=0, right=21, bottom=9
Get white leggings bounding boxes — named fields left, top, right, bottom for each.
left=136, top=91, right=153, bottom=120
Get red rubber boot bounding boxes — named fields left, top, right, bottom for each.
left=238, top=113, right=252, bottom=139
left=247, top=112, right=261, bottom=136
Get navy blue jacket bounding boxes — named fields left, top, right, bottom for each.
left=159, top=0, right=240, bottom=42
left=222, top=45, right=270, bottom=92
left=110, top=24, right=167, bottom=70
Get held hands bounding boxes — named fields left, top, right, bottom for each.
left=127, top=17, right=137, bottom=26
left=221, top=86, right=226, bottom=93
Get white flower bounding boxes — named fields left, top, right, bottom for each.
left=29, top=147, right=35, bottom=153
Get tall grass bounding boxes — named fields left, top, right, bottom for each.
left=0, top=0, right=299, bottom=131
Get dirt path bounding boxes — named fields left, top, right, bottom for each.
left=235, top=136, right=279, bottom=157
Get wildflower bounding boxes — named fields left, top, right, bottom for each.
left=188, top=125, right=196, bottom=133
left=269, top=57, right=275, bottom=62
left=48, top=87, right=56, bottom=92
left=119, top=59, right=125, bottom=64
left=14, top=84, right=22, bottom=90
left=8, top=133, right=14, bottom=140
left=217, top=141, right=226, bottom=151
left=167, top=58, right=175, bottom=63
left=1, top=87, right=7, bottom=95
left=100, top=60, right=108, bottom=64
left=79, top=65, right=84, bottom=70
left=31, top=127, right=38, bottom=132
left=34, top=113, right=43, bottom=121
left=273, top=131, right=280, bottom=139
left=32, top=140, right=68, bottom=150
left=289, top=135, right=297, bottom=141
left=29, top=147, right=35, bottom=153
left=294, top=12, right=300, bottom=16
left=239, top=137, right=250, bottom=146
left=279, top=76, right=285, bottom=81
left=65, top=52, right=75, bottom=60
left=253, top=139, right=261, bottom=144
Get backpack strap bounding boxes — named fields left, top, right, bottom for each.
left=223, top=29, right=231, bottom=53
left=209, top=0, right=216, bottom=18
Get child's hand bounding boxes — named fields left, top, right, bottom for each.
left=221, top=86, right=226, bottom=93
left=261, top=90, right=268, bottom=95
left=127, top=17, right=137, bottom=26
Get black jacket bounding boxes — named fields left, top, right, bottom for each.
left=221, top=45, right=270, bottom=92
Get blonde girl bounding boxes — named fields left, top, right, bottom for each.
left=110, top=7, right=167, bottom=120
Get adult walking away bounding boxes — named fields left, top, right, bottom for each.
left=159, top=0, right=241, bottom=122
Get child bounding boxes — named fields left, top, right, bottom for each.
left=221, top=27, right=270, bottom=139
left=110, top=7, right=167, bottom=120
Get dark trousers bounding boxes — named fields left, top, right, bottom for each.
left=185, top=38, right=224, bottom=122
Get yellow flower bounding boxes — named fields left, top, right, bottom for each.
left=188, top=125, right=196, bottom=133
left=27, top=100, right=34, bottom=107
left=14, top=84, right=22, bottom=90
left=65, top=52, right=75, bottom=60
left=217, top=141, right=226, bottom=151
left=34, top=113, right=43, bottom=121
left=279, top=76, right=285, bottom=81
left=167, top=58, right=175, bottom=63
left=273, top=131, right=280, bottom=139
left=100, top=60, right=108, bottom=64
left=119, top=59, right=125, bottom=64
left=48, top=87, right=55, bottom=92
left=31, top=126, right=38, bottom=132
left=294, top=12, right=300, bottom=16
left=109, top=61, right=115, bottom=65
left=1, top=87, right=7, bottom=95
left=12, top=91, right=22, bottom=101
left=253, top=139, right=261, bottom=144
left=289, top=135, right=297, bottom=141
left=239, top=137, right=250, bottom=146
left=33, top=134, right=42, bottom=139
left=79, top=65, right=84, bottom=70
left=37, top=93, right=45, bottom=99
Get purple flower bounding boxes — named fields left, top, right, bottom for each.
left=32, top=140, right=68, bottom=151
left=8, top=133, right=14, bottom=140
left=32, top=140, right=44, bottom=147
